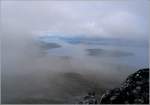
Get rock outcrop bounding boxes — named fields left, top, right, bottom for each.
left=100, top=68, right=149, bottom=104
left=78, top=92, right=98, bottom=104
left=79, top=68, right=149, bottom=104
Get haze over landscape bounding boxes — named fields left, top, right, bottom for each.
left=1, top=0, right=149, bottom=104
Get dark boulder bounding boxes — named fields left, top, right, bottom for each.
left=78, top=92, right=98, bottom=104
left=100, top=68, right=149, bottom=104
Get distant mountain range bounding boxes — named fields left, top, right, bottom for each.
left=37, top=35, right=148, bottom=47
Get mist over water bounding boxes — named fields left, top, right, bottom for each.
left=1, top=0, right=149, bottom=104
left=1, top=29, right=148, bottom=104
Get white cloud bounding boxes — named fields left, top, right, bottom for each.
left=1, top=0, right=149, bottom=39
left=101, top=11, right=143, bottom=38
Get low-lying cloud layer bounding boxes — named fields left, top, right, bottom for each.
left=1, top=0, right=149, bottom=39
left=1, top=1, right=149, bottom=104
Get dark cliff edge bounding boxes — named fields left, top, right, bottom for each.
left=79, top=68, right=149, bottom=104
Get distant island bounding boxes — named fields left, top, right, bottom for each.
left=86, top=48, right=133, bottom=57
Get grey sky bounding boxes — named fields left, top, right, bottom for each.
left=1, top=0, right=149, bottom=39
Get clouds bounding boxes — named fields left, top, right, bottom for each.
left=1, top=0, right=149, bottom=39
left=101, top=11, right=143, bottom=38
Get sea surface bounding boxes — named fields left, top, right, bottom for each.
left=1, top=35, right=149, bottom=104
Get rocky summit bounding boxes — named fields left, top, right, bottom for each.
left=79, top=68, right=149, bottom=104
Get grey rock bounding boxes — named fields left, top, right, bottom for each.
left=100, top=68, right=149, bottom=104
left=78, top=68, right=149, bottom=104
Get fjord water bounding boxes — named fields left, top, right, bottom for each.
left=1, top=34, right=149, bottom=104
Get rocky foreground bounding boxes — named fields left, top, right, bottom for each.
left=79, top=68, right=149, bottom=104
